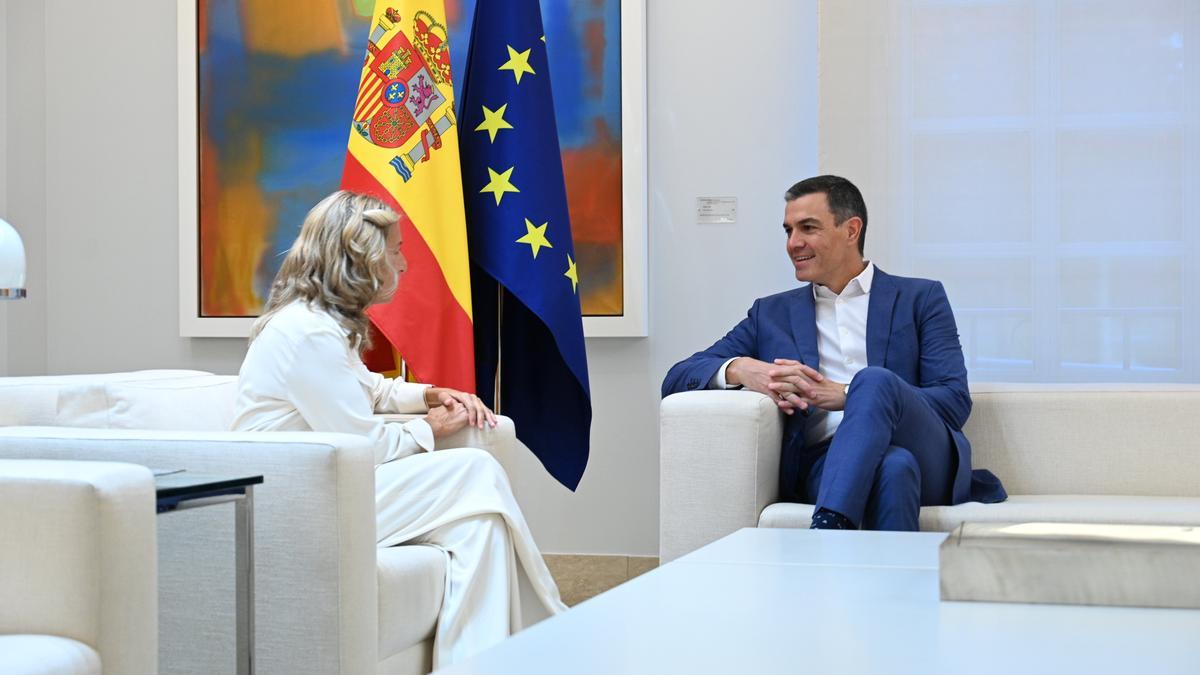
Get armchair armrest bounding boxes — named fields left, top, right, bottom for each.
left=659, top=391, right=784, bottom=562
left=374, top=413, right=518, bottom=456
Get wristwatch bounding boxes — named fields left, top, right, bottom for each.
left=843, top=383, right=850, bottom=396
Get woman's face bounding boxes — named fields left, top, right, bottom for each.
left=371, top=223, right=406, bottom=306
left=387, top=223, right=407, bottom=283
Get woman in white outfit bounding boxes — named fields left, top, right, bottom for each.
left=230, top=190, right=567, bottom=668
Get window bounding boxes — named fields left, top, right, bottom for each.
left=821, top=0, right=1200, bottom=381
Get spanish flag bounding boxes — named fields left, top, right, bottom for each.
left=341, top=2, right=475, bottom=392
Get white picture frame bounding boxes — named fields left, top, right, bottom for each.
left=177, top=0, right=252, bottom=337
left=581, top=0, right=648, bottom=338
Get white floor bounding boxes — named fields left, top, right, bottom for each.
left=438, top=528, right=1200, bottom=674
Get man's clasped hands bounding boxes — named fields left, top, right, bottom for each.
left=726, top=357, right=848, bottom=415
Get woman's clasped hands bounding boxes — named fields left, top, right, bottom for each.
left=424, top=387, right=498, bottom=437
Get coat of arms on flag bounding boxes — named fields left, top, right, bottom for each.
left=351, top=8, right=456, bottom=183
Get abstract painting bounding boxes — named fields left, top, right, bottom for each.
left=188, top=0, right=640, bottom=333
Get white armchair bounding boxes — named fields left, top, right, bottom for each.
left=0, top=370, right=525, bottom=674
left=0, top=459, right=158, bottom=675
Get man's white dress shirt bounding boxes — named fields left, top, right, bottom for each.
left=713, top=262, right=875, bottom=448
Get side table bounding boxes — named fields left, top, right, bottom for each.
left=155, top=471, right=263, bottom=675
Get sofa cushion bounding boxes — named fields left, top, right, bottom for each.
left=0, top=370, right=211, bottom=427
left=967, top=388, right=1200, bottom=497
left=55, top=375, right=237, bottom=431
left=0, top=635, right=101, bottom=675
left=759, top=494, right=1200, bottom=531
left=377, top=544, right=445, bottom=660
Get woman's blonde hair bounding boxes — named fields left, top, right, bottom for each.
left=250, top=190, right=400, bottom=351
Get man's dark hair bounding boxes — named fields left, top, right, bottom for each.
left=784, top=175, right=868, bottom=255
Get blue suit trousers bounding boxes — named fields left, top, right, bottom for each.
left=803, top=367, right=956, bottom=531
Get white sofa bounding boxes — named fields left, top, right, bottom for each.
left=0, top=459, right=158, bottom=675
left=0, top=370, right=520, bottom=675
left=659, top=386, right=1200, bottom=562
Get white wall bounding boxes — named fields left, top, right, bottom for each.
left=2, top=0, right=48, bottom=376
left=1, top=0, right=818, bottom=555
left=1, top=0, right=8, bottom=372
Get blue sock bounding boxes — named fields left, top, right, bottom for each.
left=810, top=507, right=855, bottom=530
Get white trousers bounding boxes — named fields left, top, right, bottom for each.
left=375, top=447, right=567, bottom=668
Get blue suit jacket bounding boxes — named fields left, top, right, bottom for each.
left=662, top=268, right=1005, bottom=505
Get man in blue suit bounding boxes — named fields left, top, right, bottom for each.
left=662, top=176, right=1004, bottom=531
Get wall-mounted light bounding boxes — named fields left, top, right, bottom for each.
left=0, top=218, right=27, bottom=300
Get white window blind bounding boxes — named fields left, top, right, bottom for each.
left=819, top=0, right=1199, bottom=382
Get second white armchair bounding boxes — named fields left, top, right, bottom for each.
left=0, top=459, right=158, bottom=675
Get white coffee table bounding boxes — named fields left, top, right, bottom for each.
left=440, top=528, right=1200, bottom=674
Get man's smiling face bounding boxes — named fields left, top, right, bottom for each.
left=782, top=191, right=861, bottom=289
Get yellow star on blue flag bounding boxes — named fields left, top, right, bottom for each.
left=475, top=104, right=514, bottom=143
left=498, top=45, right=536, bottom=84
left=516, top=219, right=553, bottom=258
left=480, top=166, right=519, bottom=205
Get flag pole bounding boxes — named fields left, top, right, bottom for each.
left=494, top=284, right=503, bottom=413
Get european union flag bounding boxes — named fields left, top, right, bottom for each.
left=459, top=0, right=592, bottom=490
